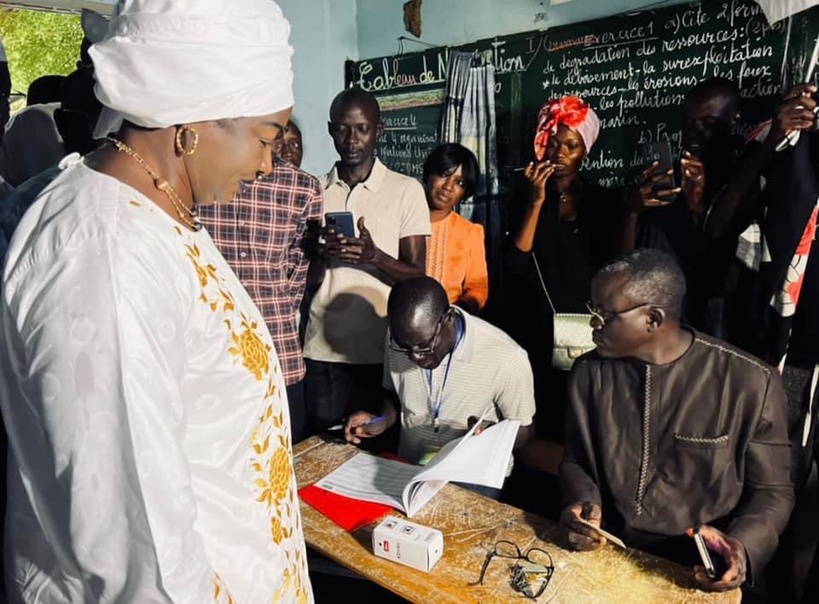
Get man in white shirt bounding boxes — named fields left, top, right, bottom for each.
left=303, top=88, right=430, bottom=434
left=344, top=276, right=536, bottom=497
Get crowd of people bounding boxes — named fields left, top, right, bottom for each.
left=0, top=0, right=818, bottom=602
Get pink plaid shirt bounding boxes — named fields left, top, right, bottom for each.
left=199, top=159, right=323, bottom=385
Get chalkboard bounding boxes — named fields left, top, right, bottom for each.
left=348, top=0, right=819, bottom=190
left=376, top=89, right=443, bottom=179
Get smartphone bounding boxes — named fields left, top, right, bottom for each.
left=324, top=211, right=356, bottom=238
left=642, top=140, right=676, bottom=189
left=693, top=529, right=726, bottom=580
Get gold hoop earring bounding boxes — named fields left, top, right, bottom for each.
left=175, top=125, right=199, bottom=156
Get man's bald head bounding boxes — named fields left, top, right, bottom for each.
left=388, top=276, right=449, bottom=335
left=329, top=87, right=381, bottom=123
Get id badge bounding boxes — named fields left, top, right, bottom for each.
left=418, top=444, right=441, bottom=466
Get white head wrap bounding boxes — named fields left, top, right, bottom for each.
left=90, top=0, right=293, bottom=135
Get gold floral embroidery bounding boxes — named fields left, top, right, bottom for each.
left=270, top=515, right=288, bottom=545
left=267, top=445, right=288, bottom=496
left=225, top=316, right=271, bottom=381
left=250, top=379, right=311, bottom=598
left=273, top=562, right=310, bottom=603
left=251, top=402, right=292, bottom=507
left=212, top=573, right=236, bottom=604
left=176, top=228, right=310, bottom=601
left=185, top=243, right=219, bottom=288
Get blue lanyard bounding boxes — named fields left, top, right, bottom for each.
left=425, top=313, right=465, bottom=433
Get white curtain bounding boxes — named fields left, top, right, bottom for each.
left=754, top=0, right=819, bottom=23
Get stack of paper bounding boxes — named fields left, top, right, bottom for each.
left=313, top=419, right=520, bottom=517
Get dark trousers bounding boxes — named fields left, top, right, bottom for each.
left=286, top=380, right=306, bottom=445
left=303, top=359, right=384, bottom=436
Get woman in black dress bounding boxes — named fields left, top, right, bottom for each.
left=508, top=96, right=622, bottom=445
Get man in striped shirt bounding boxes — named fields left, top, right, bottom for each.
left=343, top=276, right=535, bottom=497
left=199, top=120, right=323, bottom=442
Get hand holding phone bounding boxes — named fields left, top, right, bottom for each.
left=687, top=525, right=744, bottom=591
left=324, top=211, right=356, bottom=239
left=631, top=140, right=681, bottom=213
left=642, top=141, right=676, bottom=189
left=693, top=528, right=720, bottom=579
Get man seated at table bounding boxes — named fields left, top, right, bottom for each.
left=344, top=276, right=535, bottom=497
left=560, top=248, right=794, bottom=593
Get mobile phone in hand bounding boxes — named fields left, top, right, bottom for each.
left=324, top=211, right=356, bottom=238
left=693, top=529, right=727, bottom=579
left=642, top=140, right=676, bottom=189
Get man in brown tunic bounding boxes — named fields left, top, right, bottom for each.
left=560, top=248, right=794, bottom=594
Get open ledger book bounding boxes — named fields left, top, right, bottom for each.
left=313, top=418, right=520, bottom=517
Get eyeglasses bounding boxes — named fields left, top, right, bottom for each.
left=470, top=540, right=554, bottom=600
left=389, top=311, right=447, bottom=358
left=585, top=300, right=656, bottom=327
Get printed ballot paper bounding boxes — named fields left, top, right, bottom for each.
left=314, top=417, right=520, bottom=517
left=373, top=516, right=444, bottom=572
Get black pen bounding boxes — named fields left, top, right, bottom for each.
left=513, top=161, right=552, bottom=172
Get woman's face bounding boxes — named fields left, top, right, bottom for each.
left=545, top=124, right=586, bottom=178
left=426, top=165, right=468, bottom=214
left=278, top=120, right=303, bottom=168
left=189, top=107, right=292, bottom=204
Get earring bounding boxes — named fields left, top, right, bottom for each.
left=175, top=125, right=199, bottom=156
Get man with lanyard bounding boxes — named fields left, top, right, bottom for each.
left=343, top=276, right=535, bottom=498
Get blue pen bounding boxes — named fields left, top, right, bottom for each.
left=358, top=416, right=385, bottom=434
left=327, top=415, right=385, bottom=433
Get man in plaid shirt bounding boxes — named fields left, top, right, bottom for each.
left=199, top=121, right=322, bottom=442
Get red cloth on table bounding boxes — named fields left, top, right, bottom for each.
left=299, top=484, right=392, bottom=532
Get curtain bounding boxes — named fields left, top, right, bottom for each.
left=439, top=50, right=502, bottom=291
left=753, top=0, right=819, bottom=24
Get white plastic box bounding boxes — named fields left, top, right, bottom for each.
left=372, top=515, right=444, bottom=572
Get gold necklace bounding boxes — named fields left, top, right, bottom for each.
left=107, top=136, right=201, bottom=231
left=559, top=190, right=569, bottom=204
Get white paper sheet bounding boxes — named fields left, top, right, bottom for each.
left=314, top=419, right=520, bottom=517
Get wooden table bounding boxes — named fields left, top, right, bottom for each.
left=294, top=436, right=741, bottom=604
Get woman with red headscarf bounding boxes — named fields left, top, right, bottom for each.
left=506, top=96, right=623, bottom=445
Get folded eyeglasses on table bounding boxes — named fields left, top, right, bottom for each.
left=470, top=539, right=555, bottom=600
